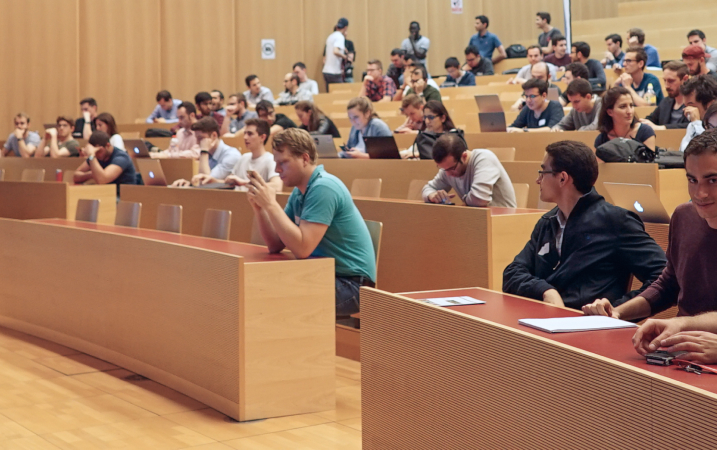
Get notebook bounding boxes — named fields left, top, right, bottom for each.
left=518, top=316, right=638, bottom=333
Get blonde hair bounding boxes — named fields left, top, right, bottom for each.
left=347, top=96, right=380, bottom=119
left=272, top=128, right=318, bottom=163
left=14, top=112, right=30, bottom=123
left=401, top=94, right=424, bottom=110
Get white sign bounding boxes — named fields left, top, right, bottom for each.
left=261, top=39, right=275, bottom=60
left=451, top=0, right=463, bottom=14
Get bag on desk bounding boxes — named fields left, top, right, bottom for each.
left=596, top=138, right=655, bottom=163
left=145, top=128, right=173, bottom=138
left=654, top=148, right=685, bottom=169
left=413, top=129, right=467, bottom=160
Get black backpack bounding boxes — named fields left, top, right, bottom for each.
left=596, top=138, right=655, bottom=163
left=506, top=44, right=527, bottom=59
left=411, top=129, right=467, bottom=160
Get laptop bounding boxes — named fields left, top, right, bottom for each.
left=602, top=182, right=671, bottom=224
left=474, top=94, right=503, bottom=113
left=126, top=139, right=150, bottom=158
left=474, top=94, right=507, bottom=132
left=547, top=87, right=560, bottom=102
left=313, top=135, right=339, bottom=159
left=135, top=159, right=168, bottom=186
left=364, top=136, right=401, bottom=159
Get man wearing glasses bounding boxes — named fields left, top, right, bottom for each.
left=613, top=47, right=663, bottom=107
left=462, top=45, right=494, bottom=77
left=503, top=140, right=665, bottom=309
left=359, top=59, right=397, bottom=102
left=507, top=79, right=564, bottom=132
left=421, top=133, right=517, bottom=207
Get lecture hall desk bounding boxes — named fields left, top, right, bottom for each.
left=361, top=286, right=717, bottom=449
left=0, top=218, right=335, bottom=422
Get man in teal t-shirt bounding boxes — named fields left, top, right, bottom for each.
left=246, top=128, right=376, bottom=317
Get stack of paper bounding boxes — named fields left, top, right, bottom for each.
left=518, top=316, right=638, bottom=333
left=420, top=296, right=485, bottom=307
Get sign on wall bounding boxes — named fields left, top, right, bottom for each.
left=451, top=0, right=463, bottom=14
left=261, top=39, right=276, bottom=60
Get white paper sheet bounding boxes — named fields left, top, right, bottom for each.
left=420, top=296, right=486, bottom=307
left=518, top=316, right=638, bottom=333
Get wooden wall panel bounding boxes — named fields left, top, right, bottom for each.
left=79, top=0, right=161, bottom=124
left=236, top=0, right=306, bottom=98
left=0, top=0, right=79, bottom=135
left=302, top=0, right=370, bottom=93
left=161, top=0, right=236, bottom=103
left=426, top=0, right=483, bottom=76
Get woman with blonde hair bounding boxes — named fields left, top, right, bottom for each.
left=344, top=97, right=392, bottom=158
left=294, top=101, right=341, bottom=137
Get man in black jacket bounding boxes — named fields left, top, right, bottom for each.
left=502, top=140, right=666, bottom=309
left=641, top=61, right=690, bottom=131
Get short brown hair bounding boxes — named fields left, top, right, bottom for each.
left=545, top=140, right=598, bottom=194
left=56, top=116, right=75, bottom=128
left=233, top=92, right=248, bottom=107
left=367, top=59, right=383, bottom=71
left=272, top=128, right=317, bottom=163
left=96, top=112, right=118, bottom=136
left=565, top=79, right=593, bottom=98
left=685, top=128, right=717, bottom=160
left=244, top=118, right=271, bottom=144
left=626, top=46, right=647, bottom=70
left=401, top=94, right=424, bottom=110
left=88, top=130, right=110, bottom=147
left=432, top=133, right=467, bottom=163
left=14, top=112, right=30, bottom=123
left=628, top=28, right=646, bottom=44
left=191, top=116, right=220, bottom=135
left=663, top=60, right=690, bottom=80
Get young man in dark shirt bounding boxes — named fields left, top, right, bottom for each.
left=571, top=41, right=606, bottom=90
left=507, top=79, right=564, bottom=132
left=641, top=61, right=691, bottom=131
left=544, top=35, right=571, bottom=68
left=73, top=97, right=98, bottom=139
left=255, top=100, right=297, bottom=136
left=462, top=45, right=494, bottom=76
left=73, top=131, right=136, bottom=193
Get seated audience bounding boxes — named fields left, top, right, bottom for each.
left=195, top=91, right=224, bottom=127
left=247, top=128, right=376, bottom=317
left=394, top=94, right=425, bottom=134
left=171, top=117, right=240, bottom=186
left=401, top=21, right=430, bottom=66
left=359, top=59, right=397, bottom=102
left=559, top=62, right=589, bottom=106
left=146, top=90, right=182, bottom=123
left=34, top=116, right=80, bottom=158
left=2, top=113, right=40, bottom=157
left=679, top=75, right=717, bottom=151
left=441, top=57, right=476, bottom=87
left=190, top=119, right=282, bottom=191
left=402, top=65, right=441, bottom=103
left=293, top=62, right=319, bottom=95
left=275, top=73, right=313, bottom=106
left=552, top=79, right=601, bottom=131
left=602, top=33, right=625, bottom=68
left=688, top=29, right=717, bottom=72
left=511, top=62, right=563, bottom=111
left=243, top=75, right=274, bottom=107
left=255, top=100, right=297, bottom=136
left=570, top=41, right=606, bottom=90
left=386, top=48, right=406, bottom=88
left=468, top=15, right=506, bottom=63
left=584, top=129, right=717, bottom=321
left=295, top=101, right=341, bottom=137
left=402, top=100, right=458, bottom=159
left=503, top=140, right=666, bottom=309
left=544, top=35, right=571, bottom=68
left=73, top=131, right=137, bottom=192
left=641, top=61, right=690, bottom=131
left=510, top=45, right=557, bottom=84
left=682, top=44, right=717, bottom=80
left=462, top=45, right=494, bottom=77
left=395, top=56, right=441, bottom=100
left=507, top=79, right=564, bottom=132
left=633, top=312, right=717, bottom=363
left=73, top=97, right=98, bottom=139
left=613, top=47, right=663, bottom=107
left=422, top=133, right=516, bottom=207
left=220, top=93, right=258, bottom=137
left=595, top=86, right=656, bottom=151
left=345, top=97, right=392, bottom=159
left=536, top=11, right=561, bottom=55
left=95, top=112, right=124, bottom=151
left=703, top=103, right=717, bottom=130
left=211, top=90, right=226, bottom=116
left=627, top=28, right=660, bottom=68
left=152, top=102, right=200, bottom=159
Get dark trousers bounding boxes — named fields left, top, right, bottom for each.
left=323, top=72, right=344, bottom=92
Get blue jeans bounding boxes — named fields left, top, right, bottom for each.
left=335, top=277, right=361, bottom=317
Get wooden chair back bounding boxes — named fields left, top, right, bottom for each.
left=21, top=169, right=45, bottom=182
left=75, top=199, right=100, bottom=223
left=512, top=183, right=530, bottom=208
left=156, top=204, right=182, bottom=233
left=202, top=209, right=232, bottom=240
left=407, top=180, right=428, bottom=201
left=351, top=178, right=382, bottom=198
left=115, top=201, right=142, bottom=228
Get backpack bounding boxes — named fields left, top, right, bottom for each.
left=412, top=129, right=467, bottom=160
left=596, top=138, right=655, bottom=163
left=145, top=128, right=173, bottom=138
left=506, top=44, right=527, bottom=59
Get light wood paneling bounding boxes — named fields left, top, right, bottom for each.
left=161, top=0, right=237, bottom=103
left=426, top=0, right=482, bottom=75
left=79, top=0, right=161, bottom=124
left=366, top=0, right=428, bottom=74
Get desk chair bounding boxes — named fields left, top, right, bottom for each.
left=115, top=201, right=142, bottom=228
left=202, top=209, right=232, bottom=240
left=512, top=183, right=530, bottom=208
left=156, top=204, right=182, bottom=233
left=75, top=199, right=100, bottom=223
left=21, top=169, right=45, bottom=182
left=0, top=169, right=4, bottom=181
left=351, top=178, right=382, bottom=198
left=489, top=147, right=516, bottom=162
left=407, top=179, right=428, bottom=201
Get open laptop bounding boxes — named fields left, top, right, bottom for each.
left=547, top=87, right=561, bottom=102
left=474, top=94, right=503, bottom=113
left=603, top=182, right=671, bottom=224
left=364, top=136, right=401, bottom=159
left=474, top=94, right=507, bottom=133
left=313, top=135, right=339, bottom=159
left=135, top=158, right=168, bottom=186
left=126, top=139, right=150, bottom=158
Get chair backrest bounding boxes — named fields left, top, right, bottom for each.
left=0, top=169, right=4, bottom=181
left=512, top=183, right=530, bottom=209
left=364, top=220, right=383, bottom=287
left=156, top=204, right=182, bottom=233
left=489, top=147, right=516, bottom=162
left=351, top=178, right=382, bottom=198
left=115, top=201, right=142, bottom=228
left=407, top=179, right=428, bottom=201
left=21, top=169, right=45, bottom=182
left=75, top=199, right=100, bottom=223
left=202, top=209, right=232, bottom=240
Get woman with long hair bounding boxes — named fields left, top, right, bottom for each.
left=344, top=97, right=392, bottom=159
left=595, top=86, right=655, bottom=151
left=294, top=101, right=341, bottom=137
left=402, top=100, right=460, bottom=159
left=95, top=112, right=125, bottom=151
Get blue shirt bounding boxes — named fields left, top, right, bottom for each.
left=441, top=71, right=476, bottom=87
left=644, top=44, right=661, bottom=68
left=633, top=72, right=664, bottom=106
left=100, top=147, right=136, bottom=193
left=208, top=140, right=241, bottom=179
left=468, top=31, right=502, bottom=59
left=284, top=165, right=376, bottom=281
left=145, top=98, right=182, bottom=123
left=347, top=118, right=392, bottom=150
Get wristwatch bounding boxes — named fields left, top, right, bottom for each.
left=86, top=155, right=95, bottom=164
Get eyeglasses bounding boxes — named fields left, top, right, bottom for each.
left=424, top=114, right=437, bottom=121
left=538, top=170, right=559, bottom=178
left=444, top=159, right=462, bottom=172
left=623, top=58, right=635, bottom=63
left=523, top=94, right=541, bottom=99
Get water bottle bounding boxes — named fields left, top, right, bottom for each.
left=644, top=83, right=656, bottom=106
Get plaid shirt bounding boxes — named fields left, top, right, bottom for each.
left=365, top=75, right=397, bottom=101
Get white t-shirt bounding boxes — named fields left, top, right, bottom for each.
left=231, top=151, right=279, bottom=191
left=110, top=134, right=125, bottom=151
left=323, top=31, right=345, bottom=75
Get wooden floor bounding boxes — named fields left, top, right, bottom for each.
left=0, top=326, right=362, bottom=449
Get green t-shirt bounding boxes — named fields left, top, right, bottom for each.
left=284, top=165, right=376, bottom=281
left=58, top=139, right=80, bottom=157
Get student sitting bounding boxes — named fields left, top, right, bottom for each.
left=146, top=90, right=182, bottom=123
left=73, top=131, right=137, bottom=193
left=552, top=79, right=601, bottom=132
left=34, top=116, right=80, bottom=158
left=295, top=101, right=341, bottom=138
left=594, top=86, right=655, bottom=152
left=220, top=93, right=258, bottom=137
left=255, top=100, right=297, bottom=136
left=441, top=57, right=476, bottom=87
left=344, top=97, right=392, bottom=159
left=401, top=100, right=458, bottom=159
left=95, top=112, right=124, bottom=151
left=394, top=94, right=425, bottom=134
left=679, top=75, right=717, bottom=151
left=152, top=102, right=200, bottom=159
left=507, top=79, right=564, bottom=132
left=640, top=61, right=690, bottom=131
left=2, top=113, right=40, bottom=157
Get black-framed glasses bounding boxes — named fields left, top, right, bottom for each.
left=424, top=114, right=437, bottom=121
left=538, top=170, right=558, bottom=178
left=623, top=58, right=635, bottom=64
left=523, top=94, right=541, bottom=99
left=445, top=159, right=462, bottom=172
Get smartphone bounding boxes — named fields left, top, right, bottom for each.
left=246, top=170, right=256, bottom=178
